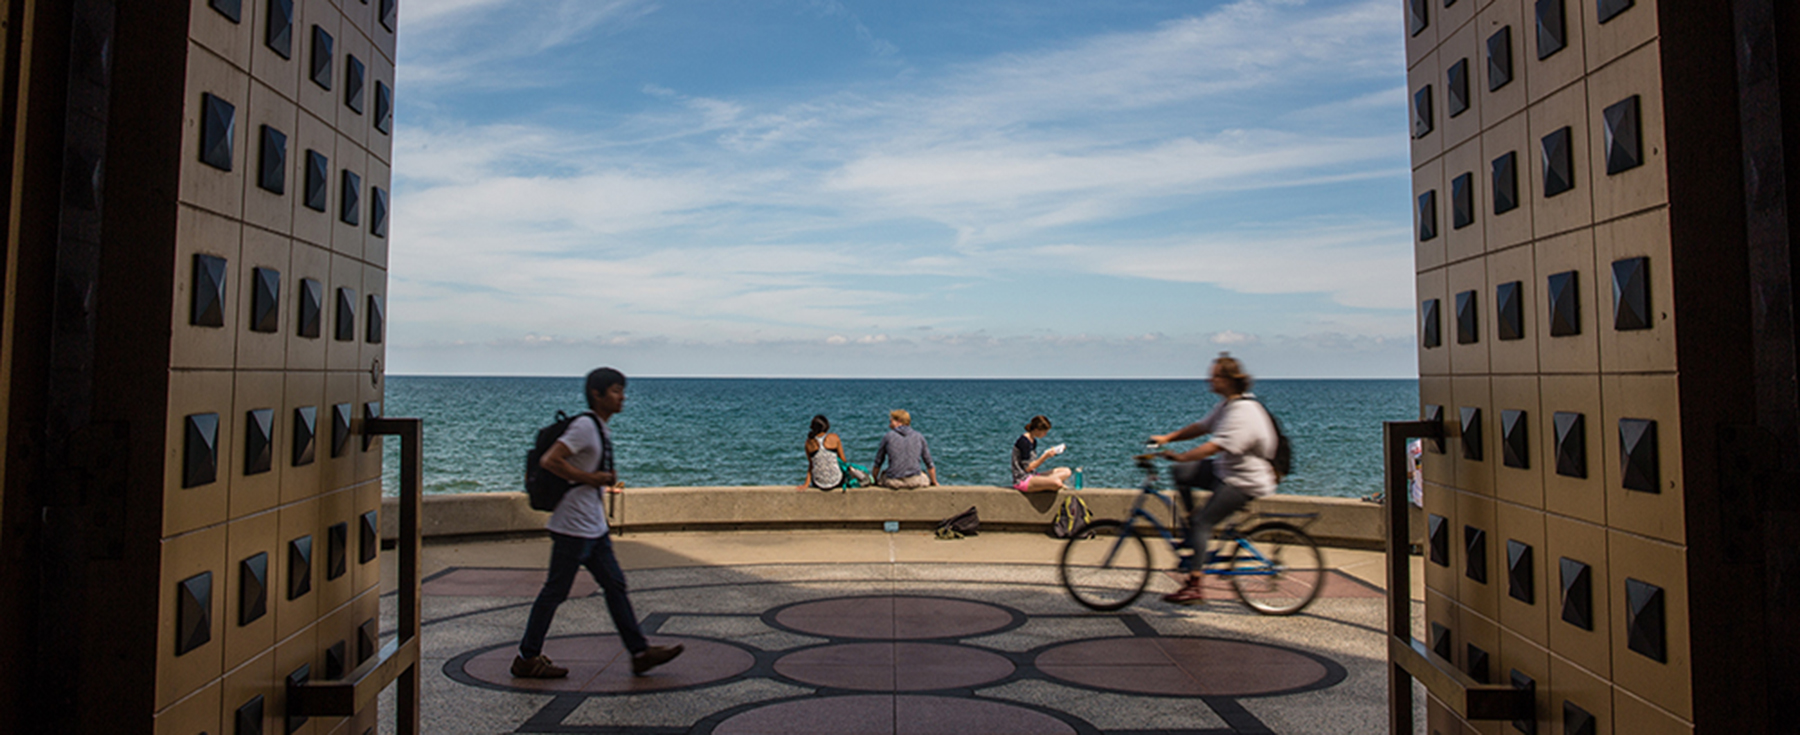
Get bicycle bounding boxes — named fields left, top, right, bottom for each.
left=1058, top=449, right=1325, bottom=615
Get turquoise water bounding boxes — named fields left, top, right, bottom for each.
left=380, top=377, right=1417, bottom=498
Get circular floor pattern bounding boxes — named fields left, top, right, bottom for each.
left=711, top=694, right=1077, bottom=735
left=461, top=636, right=753, bottom=693
left=773, top=642, right=1015, bottom=691
left=1034, top=636, right=1331, bottom=697
left=773, top=596, right=1015, bottom=639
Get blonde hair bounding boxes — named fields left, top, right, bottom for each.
left=1213, top=352, right=1252, bottom=393
left=890, top=409, right=912, bottom=425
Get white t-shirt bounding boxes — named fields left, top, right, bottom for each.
left=1190, top=396, right=1280, bottom=498
left=545, top=414, right=611, bottom=539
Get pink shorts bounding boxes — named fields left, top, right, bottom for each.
left=1013, top=475, right=1034, bottom=491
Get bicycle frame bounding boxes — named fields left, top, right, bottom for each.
left=1097, top=471, right=1282, bottom=578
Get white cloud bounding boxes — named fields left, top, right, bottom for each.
left=388, top=0, right=1415, bottom=376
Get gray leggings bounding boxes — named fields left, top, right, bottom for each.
left=1172, top=459, right=1253, bottom=572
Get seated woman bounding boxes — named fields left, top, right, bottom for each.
left=801, top=415, right=850, bottom=491
left=1012, top=415, right=1075, bottom=492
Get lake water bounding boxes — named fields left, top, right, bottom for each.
left=380, top=376, right=1418, bottom=498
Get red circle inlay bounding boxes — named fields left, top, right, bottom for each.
left=774, top=642, right=1014, bottom=691
left=1035, top=637, right=1328, bottom=696
left=775, top=596, right=1012, bottom=639
left=712, top=694, right=1076, bottom=735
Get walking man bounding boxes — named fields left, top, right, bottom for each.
left=513, top=368, right=684, bottom=678
left=872, top=409, right=938, bottom=489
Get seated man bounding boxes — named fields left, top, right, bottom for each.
left=872, top=409, right=938, bottom=489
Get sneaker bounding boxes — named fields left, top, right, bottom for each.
left=631, top=644, right=685, bottom=675
left=511, top=654, right=569, bottom=679
left=1162, top=579, right=1207, bottom=605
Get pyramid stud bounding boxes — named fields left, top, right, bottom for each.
left=1625, top=578, right=1666, bottom=662
left=288, top=536, right=312, bottom=600
left=1421, top=298, right=1441, bottom=348
left=1451, top=172, right=1474, bottom=229
left=359, top=618, right=378, bottom=664
left=345, top=55, right=365, bottom=114
left=1510, top=670, right=1537, bottom=735
left=1429, top=514, right=1450, bottom=567
left=336, top=287, right=357, bottom=342
left=251, top=267, right=281, bottom=333
left=310, top=26, right=333, bottom=90
left=326, top=639, right=347, bottom=679
left=286, top=664, right=310, bottom=732
left=1541, top=126, right=1574, bottom=197
left=201, top=93, right=235, bottom=171
left=1553, top=411, right=1587, bottom=478
left=1486, top=26, right=1513, bottom=91
left=211, top=0, right=242, bottom=23
left=380, top=0, right=397, bottom=32
left=1460, top=406, right=1483, bottom=462
left=1604, top=96, right=1643, bottom=175
left=293, top=405, right=318, bottom=466
left=258, top=125, right=286, bottom=194
left=1619, top=418, right=1660, bottom=493
left=266, top=0, right=293, bottom=58
left=236, top=694, right=264, bottom=735
left=304, top=150, right=329, bottom=212
left=360, top=510, right=379, bottom=564
left=1408, top=0, right=1428, bottom=36
left=327, top=522, right=348, bottom=580
left=1564, top=702, right=1596, bottom=735
left=1501, top=408, right=1529, bottom=469
left=371, top=186, right=389, bottom=238
left=1446, top=59, right=1469, bottom=118
left=1612, top=257, right=1652, bottom=330
left=245, top=408, right=274, bottom=475
left=1412, top=85, right=1434, bottom=139
left=1496, top=280, right=1523, bottom=341
left=176, top=572, right=213, bottom=656
left=239, top=552, right=268, bottom=626
left=192, top=254, right=229, bottom=327
left=184, top=413, right=220, bottom=488
left=1417, top=190, right=1438, bottom=242
left=1464, top=525, right=1487, bottom=583
left=1423, top=404, right=1446, bottom=453
left=332, top=403, right=353, bottom=457
left=1466, top=643, right=1489, bottom=684
left=375, top=81, right=394, bottom=135
left=1456, top=290, right=1478, bottom=345
left=1547, top=270, right=1580, bottom=336
left=1536, top=0, right=1566, bottom=59
left=1559, top=557, right=1592, bottom=630
left=1430, top=622, right=1453, bottom=661
left=1492, top=151, right=1518, bottom=214
left=297, top=277, right=323, bottom=338
left=341, top=169, right=361, bottom=226
left=1507, top=540, right=1533, bottom=603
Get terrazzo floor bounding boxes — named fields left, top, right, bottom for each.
left=372, top=530, right=1423, bottom=734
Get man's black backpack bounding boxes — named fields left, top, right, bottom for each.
left=1252, top=399, right=1295, bottom=480
left=526, top=411, right=598, bottom=512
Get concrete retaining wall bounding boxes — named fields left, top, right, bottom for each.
left=381, top=486, right=1421, bottom=549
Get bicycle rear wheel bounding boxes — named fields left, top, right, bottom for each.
left=1059, top=520, right=1151, bottom=611
left=1226, top=522, right=1324, bottom=615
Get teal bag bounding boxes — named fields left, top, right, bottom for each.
left=839, top=459, right=874, bottom=489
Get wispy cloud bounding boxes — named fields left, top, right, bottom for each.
left=389, top=0, right=1415, bottom=376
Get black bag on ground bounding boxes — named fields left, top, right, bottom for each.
left=1051, top=495, right=1094, bottom=539
left=936, top=507, right=980, bottom=539
left=526, top=411, right=597, bottom=512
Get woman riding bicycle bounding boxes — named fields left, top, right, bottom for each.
left=1149, top=352, right=1280, bottom=604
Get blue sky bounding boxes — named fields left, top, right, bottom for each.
left=387, top=0, right=1416, bottom=378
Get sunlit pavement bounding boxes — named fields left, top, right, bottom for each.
left=377, top=530, right=1425, bottom=734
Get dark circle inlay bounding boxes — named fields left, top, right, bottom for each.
left=775, top=596, right=1012, bottom=639
left=462, top=636, right=751, bottom=693
left=774, top=642, right=1015, bottom=691
left=713, top=694, right=1075, bottom=735
left=1035, top=637, right=1330, bottom=696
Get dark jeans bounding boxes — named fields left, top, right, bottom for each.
left=1172, top=459, right=1253, bottom=573
left=519, top=532, right=647, bottom=657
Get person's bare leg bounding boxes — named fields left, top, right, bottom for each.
left=1024, top=467, right=1074, bottom=492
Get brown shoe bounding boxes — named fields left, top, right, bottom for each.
left=630, top=644, right=684, bottom=675
left=1162, top=579, right=1207, bottom=605
left=511, top=654, right=569, bottom=679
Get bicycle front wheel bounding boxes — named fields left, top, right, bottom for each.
left=1059, top=520, right=1151, bottom=611
left=1227, top=522, right=1325, bottom=616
